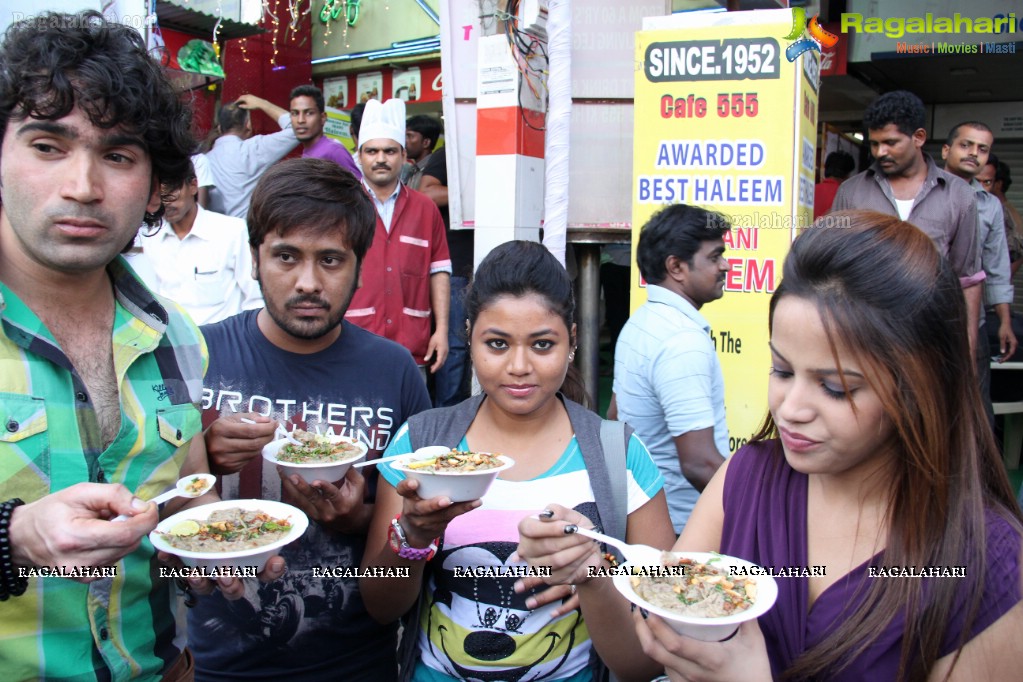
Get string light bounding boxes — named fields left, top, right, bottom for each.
left=287, top=0, right=300, bottom=42
left=320, top=1, right=356, bottom=48
left=212, top=0, right=223, bottom=58
left=269, top=0, right=281, bottom=66
left=239, top=37, right=250, bottom=63
left=323, top=0, right=332, bottom=44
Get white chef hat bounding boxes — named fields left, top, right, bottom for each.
left=359, top=98, right=406, bottom=149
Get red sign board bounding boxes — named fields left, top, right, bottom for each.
left=820, top=22, right=847, bottom=76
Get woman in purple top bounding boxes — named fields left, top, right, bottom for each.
left=632, top=211, right=1023, bottom=681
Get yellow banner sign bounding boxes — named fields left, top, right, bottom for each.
left=632, top=9, right=819, bottom=451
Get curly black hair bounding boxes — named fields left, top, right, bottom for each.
left=863, top=90, right=926, bottom=138
left=0, top=11, right=194, bottom=228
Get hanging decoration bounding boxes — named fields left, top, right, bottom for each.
left=177, top=39, right=225, bottom=78
left=320, top=0, right=360, bottom=27
left=267, top=0, right=282, bottom=66
left=288, top=0, right=304, bottom=34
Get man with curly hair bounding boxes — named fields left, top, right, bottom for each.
left=0, top=11, right=268, bottom=680
left=831, top=90, right=982, bottom=351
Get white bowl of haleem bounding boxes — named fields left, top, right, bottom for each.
left=613, top=551, right=779, bottom=642
left=262, top=430, right=368, bottom=484
left=394, top=449, right=514, bottom=502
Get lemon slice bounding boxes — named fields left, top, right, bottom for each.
left=406, top=458, right=437, bottom=470
left=170, top=520, right=201, bottom=536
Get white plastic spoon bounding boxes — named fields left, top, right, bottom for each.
left=563, top=524, right=664, bottom=567
left=352, top=453, right=411, bottom=469
left=111, top=473, right=217, bottom=522
left=353, top=446, right=451, bottom=469
left=239, top=417, right=302, bottom=446
left=274, top=424, right=302, bottom=446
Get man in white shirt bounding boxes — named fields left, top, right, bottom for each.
left=206, top=94, right=298, bottom=218
left=136, top=164, right=263, bottom=325
left=192, top=152, right=214, bottom=208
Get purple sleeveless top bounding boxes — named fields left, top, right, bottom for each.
left=720, top=440, right=1021, bottom=680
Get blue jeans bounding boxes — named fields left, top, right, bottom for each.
left=435, top=276, right=470, bottom=407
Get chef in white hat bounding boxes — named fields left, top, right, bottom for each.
left=348, top=98, right=452, bottom=379
left=358, top=98, right=407, bottom=203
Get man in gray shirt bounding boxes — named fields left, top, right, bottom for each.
left=206, top=94, right=298, bottom=218
left=942, top=121, right=1018, bottom=428
left=831, top=90, right=981, bottom=352
left=942, top=122, right=1017, bottom=360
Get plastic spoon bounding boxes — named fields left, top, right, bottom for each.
left=274, top=424, right=302, bottom=446
left=352, top=453, right=412, bottom=469
left=111, top=473, right=217, bottom=522
left=353, top=445, right=451, bottom=469
left=563, top=524, right=664, bottom=566
left=240, top=417, right=302, bottom=446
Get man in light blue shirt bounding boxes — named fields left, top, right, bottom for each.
left=609, top=204, right=731, bottom=532
left=206, top=94, right=298, bottom=218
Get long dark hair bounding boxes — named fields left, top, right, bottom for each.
left=465, top=240, right=589, bottom=408
left=753, top=210, right=1022, bottom=680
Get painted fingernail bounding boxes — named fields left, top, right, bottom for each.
left=640, top=608, right=649, bottom=619
left=539, top=509, right=555, bottom=519
left=563, top=524, right=578, bottom=534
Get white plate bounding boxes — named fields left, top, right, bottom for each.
left=612, top=551, right=779, bottom=642
left=151, top=499, right=308, bottom=572
left=262, top=434, right=368, bottom=485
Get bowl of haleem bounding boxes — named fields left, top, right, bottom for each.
left=394, top=448, right=514, bottom=502
left=613, top=551, right=778, bottom=642
left=262, top=429, right=368, bottom=484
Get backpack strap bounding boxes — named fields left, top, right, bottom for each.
left=564, top=398, right=631, bottom=544
left=598, top=418, right=629, bottom=544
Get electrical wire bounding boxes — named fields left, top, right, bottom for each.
left=501, top=0, right=548, bottom=131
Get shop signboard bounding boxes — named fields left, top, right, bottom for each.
left=632, top=9, right=819, bottom=451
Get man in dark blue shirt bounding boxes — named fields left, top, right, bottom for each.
left=195, top=158, right=430, bottom=681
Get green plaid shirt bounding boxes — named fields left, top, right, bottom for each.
left=0, top=257, right=207, bottom=681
